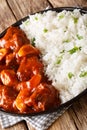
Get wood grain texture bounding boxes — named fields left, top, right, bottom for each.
left=7, top=0, right=51, bottom=20
left=0, top=0, right=16, bottom=33
left=49, top=94, right=87, bottom=130
left=48, top=110, right=77, bottom=130
left=68, top=94, right=87, bottom=130
left=48, top=0, right=87, bottom=7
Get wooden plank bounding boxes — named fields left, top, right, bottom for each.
left=0, top=0, right=16, bottom=33
left=48, top=94, right=87, bottom=130
left=68, top=94, right=87, bottom=130
left=48, top=110, right=77, bottom=130
left=7, top=0, right=52, bottom=20
left=0, top=121, right=27, bottom=130
left=48, top=0, right=87, bottom=7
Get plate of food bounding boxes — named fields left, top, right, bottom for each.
left=0, top=7, right=87, bottom=116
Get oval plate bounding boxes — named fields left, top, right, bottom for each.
left=0, top=7, right=87, bottom=116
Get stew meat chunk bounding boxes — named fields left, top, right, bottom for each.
left=0, top=26, right=61, bottom=114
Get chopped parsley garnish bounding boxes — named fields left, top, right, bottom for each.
left=79, top=71, right=87, bottom=77
left=56, top=56, right=63, bottom=64
left=76, top=34, right=83, bottom=40
left=59, top=14, right=64, bottom=19
left=31, top=37, right=36, bottom=46
left=60, top=50, right=65, bottom=53
left=35, top=17, right=38, bottom=20
left=56, top=59, right=61, bottom=64
left=63, top=39, right=70, bottom=43
left=68, top=72, right=74, bottom=79
left=43, top=28, right=48, bottom=33
left=68, top=46, right=81, bottom=54
left=24, top=20, right=29, bottom=25
left=72, top=17, right=78, bottom=23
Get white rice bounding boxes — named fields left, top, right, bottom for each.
left=20, top=9, right=87, bottom=103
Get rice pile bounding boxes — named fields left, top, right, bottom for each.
left=20, top=9, right=87, bottom=103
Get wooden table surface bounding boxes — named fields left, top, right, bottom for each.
left=0, top=0, right=87, bottom=130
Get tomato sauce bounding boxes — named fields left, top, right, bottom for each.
left=0, top=26, right=61, bottom=114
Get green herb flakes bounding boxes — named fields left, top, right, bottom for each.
left=56, top=59, right=61, bottom=64
left=59, top=14, right=64, bottom=19
left=24, top=20, right=29, bottom=25
left=56, top=56, right=63, bottom=64
left=68, top=46, right=81, bottom=54
left=60, top=50, right=65, bottom=54
left=31, top=37, right=36, bottom=46
left=43, top=28, right=48, bottom=33
left=76, top=34, right=83, bottom=40
left=68, top=72, right=74, bottom=79
left=72, top=17, right=78, bottom=23
left=79, top=71, right=87, bottom=77
left=63, top=39, right=70, bottom=43
left=35, top=17, right=38, bottom=20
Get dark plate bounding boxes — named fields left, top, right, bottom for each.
left=0, top=7, right=87, bottom=116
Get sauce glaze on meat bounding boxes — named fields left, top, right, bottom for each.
left=0, top=27, right=60, bottom=114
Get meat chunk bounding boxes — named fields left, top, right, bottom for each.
left=15, top=74, right=42, bottom=112
left=18, top=44, right=40, bottom=57
left=0, top=48, right=8, bottom=61
left=16, top=74, right=42, bottom=91
left=2, top=26, right=26, bottom=41
left=0, top=86, right=18, bottom=112
left=0, top=69, right=18, bottom=86
left=0, top=27, right=30, bottom=52
left=15, top=88, right=31, bottom=113
left=6, top=53, right=14, bottom=66
left=5, top=33, right=26, bottom=52
left=5, top=53, right=19, bottom=71
left=17, top=56, right=43, bottom=81
left=25, top=83, right=61, bottom=112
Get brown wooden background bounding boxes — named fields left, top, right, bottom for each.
left=0, top=0, right=87, bottom=130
